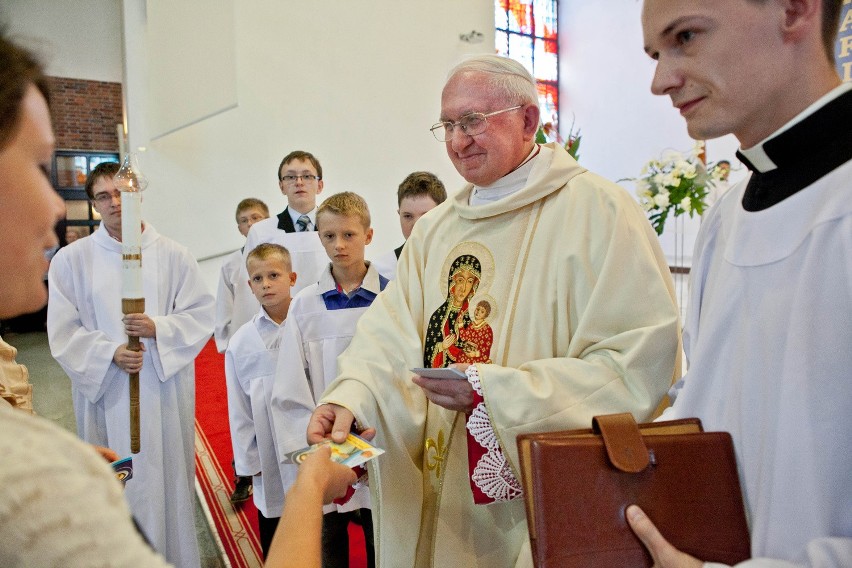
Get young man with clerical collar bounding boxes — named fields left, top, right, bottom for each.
left=630, top=1, right=852, bottom=565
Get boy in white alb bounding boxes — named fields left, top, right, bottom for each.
left=215, top=198, right=270, bottom=353
left=271, top=192, right=387, bottom=568
left=216, top=198, right=270, bottom=505
left=225, top=243, right=297, bottom=558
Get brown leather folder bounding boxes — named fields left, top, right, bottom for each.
left=517, top=413, right=750, bottom=567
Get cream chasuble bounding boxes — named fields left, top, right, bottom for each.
left=320, top=143, right=680, bottom=568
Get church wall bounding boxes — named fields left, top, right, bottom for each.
left=557, top=1, right=745, bottom=267
left=120, top=0, right=495, bottom=291
left=1, top=0, right=123, bottom=83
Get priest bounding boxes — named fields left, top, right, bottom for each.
left=307, top=55, right=681, bottom=567
left=47, top=161, right=215, bottom=568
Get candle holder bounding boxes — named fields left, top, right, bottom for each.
left=114, top=153, right=147, bottom=454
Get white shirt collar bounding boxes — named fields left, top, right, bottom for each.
left=317, top=262, right=383, bottom=295
left=469, top=144, right=542, bottom=206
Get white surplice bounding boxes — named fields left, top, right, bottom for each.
left=225, top=307, right=286, bottom=518
left=214, top=249, right=251, bottom=353
left=270, top=264, right=386, bottom=514
left=47, top=223, right=215, bottom=568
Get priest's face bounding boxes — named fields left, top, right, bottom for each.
left=0, top=85, right=64, bottom=319
left=91, top=175, right=123, bottom=237
left=641, top=0, right=795, bottom=148
left=440, top=71, right=538, bottom=186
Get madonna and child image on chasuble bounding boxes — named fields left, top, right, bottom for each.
left=424, top=242, right=499, bottom=369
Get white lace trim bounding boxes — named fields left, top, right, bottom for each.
left=465, top=364, right=523, bottom=502
left=467, top=402, right=498, bottom=449
left=466, top=364, right=482, bottom=395
left=471, top=446, right=524, bottom=502
left=352, top=469, right=369, bottom=490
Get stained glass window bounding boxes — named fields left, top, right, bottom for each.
left=495, top=0, right=559, bottom=131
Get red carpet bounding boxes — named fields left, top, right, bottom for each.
left=194, top=339, right=367, bottom=567
left=195, top=340, right=263, bottom=567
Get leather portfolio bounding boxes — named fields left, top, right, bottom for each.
left=516, top=413, right=750, bottom=567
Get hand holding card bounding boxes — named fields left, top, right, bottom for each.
left=286, top=433, right=385, bottom=469
left=411, top=367, right=467, bottom=380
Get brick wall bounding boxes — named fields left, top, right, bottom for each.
left=46, top=77, right=123, bottom=152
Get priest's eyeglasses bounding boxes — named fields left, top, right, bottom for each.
left=430, top=105, right=522, bottom=142
left=280, top=174, right=320, bottom=184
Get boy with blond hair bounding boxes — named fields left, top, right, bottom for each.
left=225, top=243, right=297, bottom=557
left=217, top=198, right=270, bottom=505
left=215, top=198, right=270, bottom=354
left=271, top=192, right=387, bottom=568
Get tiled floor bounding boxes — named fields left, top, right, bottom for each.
left=4, top=330, right=226, bottom=568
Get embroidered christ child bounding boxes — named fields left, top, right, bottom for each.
left=457, top=300, right=493, bottom=364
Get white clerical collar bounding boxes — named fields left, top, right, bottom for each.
left=469, top=144, right=541, bottom=206
left=288, top=206, right=317, bottom=229
left=739, top=82, right=852, bottom=173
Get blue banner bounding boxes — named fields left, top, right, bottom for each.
left=838, top=2, right=852, bottom=82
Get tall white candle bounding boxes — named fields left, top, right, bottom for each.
left=121, top=191, right=144, bottom=299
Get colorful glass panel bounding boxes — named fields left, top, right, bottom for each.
left=495, top=0, right=559, bottom=129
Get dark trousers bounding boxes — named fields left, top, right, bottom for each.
left=258, top=510, right=280, bottom=559
left=321, top=509, right=375, bottom=568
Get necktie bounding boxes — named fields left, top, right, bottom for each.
left=296, top=215, right=310, bottom=232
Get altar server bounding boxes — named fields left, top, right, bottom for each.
left=47, top=161, right=215, bottom=567
left=629, top=0, right=852, bottom=565
left=233, top=151, right=329, bottom=334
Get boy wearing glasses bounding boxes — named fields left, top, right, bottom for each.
left=47, top=161, right=215, bottom=567
left=232, top=151, right=329, bottom=335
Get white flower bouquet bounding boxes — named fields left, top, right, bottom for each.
left=628, top=141, right=723, bottom=236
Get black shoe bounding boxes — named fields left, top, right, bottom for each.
left=230, top=476, right=253, bottom=505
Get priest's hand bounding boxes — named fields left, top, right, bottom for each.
left=626, top=505, right=703, bottom=568
left=113, top=343, right=145, bottom=373
left=123, top=313, right=156, bottom=338
left=412, top=364, right=474, bottom=413
left=307, top=403, right=376, bottom=445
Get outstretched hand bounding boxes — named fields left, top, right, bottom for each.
left=626, top=505, right=703, bottom=568
left=297, top=446, right=358, bottom=504
left=306, top=403, right=376, bottom=445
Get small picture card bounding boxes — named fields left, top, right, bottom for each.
left=111, top=456, right=133, bottom=485
left=285, top=433, right=384, bottom=469
left=410, top=367, right=467, bottom=380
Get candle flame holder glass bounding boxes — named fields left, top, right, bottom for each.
left=114, top=153, right=148, bottom=193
